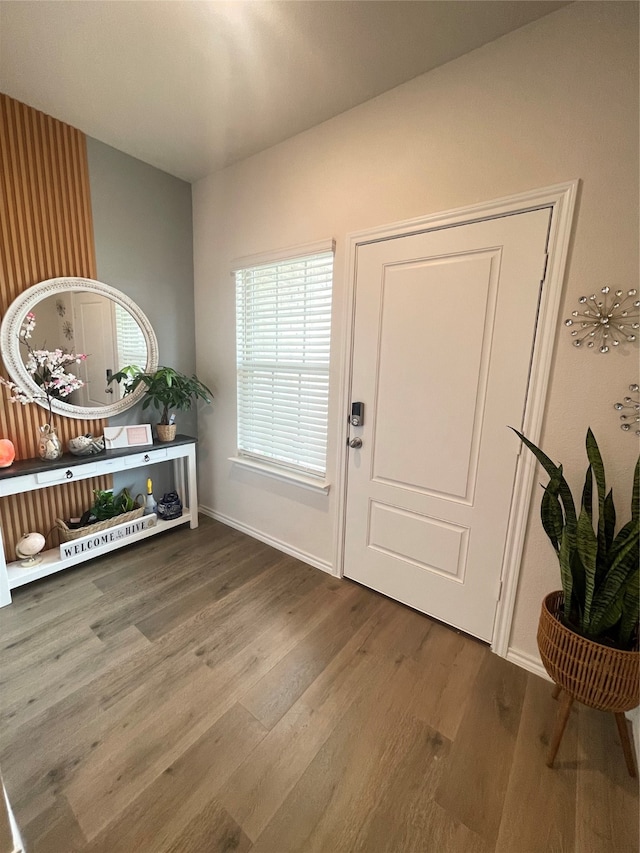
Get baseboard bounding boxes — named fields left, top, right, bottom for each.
left=505, top=646, right=551, bottom=682
left=199, top=505, right=336, bottom=576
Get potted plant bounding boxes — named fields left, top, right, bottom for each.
left=109, top=365, right=213, bottom=441
left=56, top=487, right=144, bottom=542
left=513, top=427, right=639, bottom=774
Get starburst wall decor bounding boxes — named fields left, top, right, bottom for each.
left=614, top=383, right=640, bottom=436
left=565, top=287, right=639, bottom=352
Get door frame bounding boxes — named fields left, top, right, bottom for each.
left=333, top=180, right=579, bottom=657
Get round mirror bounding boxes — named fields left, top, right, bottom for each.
left=1, top=277, right=159, bottom=419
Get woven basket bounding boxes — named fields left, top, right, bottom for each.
left=156, top=424, right=176, bottom=442
left=537, top=590, right=640, bottom=713
left=56, top=507, right=145, bottom=542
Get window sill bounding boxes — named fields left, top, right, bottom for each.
left=229, top=456, right=330, bottom=494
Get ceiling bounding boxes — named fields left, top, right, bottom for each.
left=0, top=1, right=569, bottom=183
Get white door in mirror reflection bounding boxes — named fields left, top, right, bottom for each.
left=72, top=292, right=121, bottom=406
left=22, top=290, right=150, bottom=408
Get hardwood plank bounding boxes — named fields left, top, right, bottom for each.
left=575, top=703, right=639, bottom=852
left=64, top=575, right=343, bottom=839
left=90, top=519, right=242, bottom=593
left=22, top=795, right=86, bottom=853
left=134, top=542, right=287, bottom=641
left=0, top=553, right=332, bottom=819
left=88, top=537, right=277, bottom=640
left=495, top=676, right=577, bottom=853
left=219, top=604, right=388, bottom=841
left=434, top=650, right=527, bottom=846
left=0, top=519, right=636, bottom=852
left=407, top=619, right=488, bottom=741
left=160, top=798, right=253, bottom=853
left=65, top=658, right=225, bottom=839
left=0, top=577, right=104, bottom=641
left=86, top=703, right=266, bottom=853
left=1, top=625, right=150, bottom=730
left=240, top=582, right=381, bottom=728
left=0, top=646, right=215, bottom=827
left=252, top=654, right=485, bottom=853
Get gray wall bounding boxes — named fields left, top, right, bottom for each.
left=86, top=137, right=195, bottom=499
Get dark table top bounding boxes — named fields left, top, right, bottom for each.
left=0, top=434, right=197, bottom=481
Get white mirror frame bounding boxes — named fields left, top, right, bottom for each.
left=0, top=277, right=159, bottom=420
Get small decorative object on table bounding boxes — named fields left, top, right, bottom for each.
left=38, top=424, right=63, bottom=461
left=15, top=532, right=46, bottom=567
left=0, top=439, right=15, bottom=468
left=156, top=491, right=183, bottom=521
left=103, top=424, right=153, bottom=449
left=109, top=365, right=212, bottom=442
left=68, top=434, right=105, bottom=456
left=0, top=311, right=86, bottom=461
left=144, top=478, right=157, bottom=516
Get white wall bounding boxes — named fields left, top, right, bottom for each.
left=193, top=2, right=639, bottom=661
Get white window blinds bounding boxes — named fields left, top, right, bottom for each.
left=235, top=244, right=334, bottom=476
left=114, top=303, right=147, bottom=369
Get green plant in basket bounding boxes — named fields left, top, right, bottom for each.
left=512, top=427, right=639, bottom=649
left=109, top=365, right=212, bottom=425
left=91, top=488, right=138, bottom=521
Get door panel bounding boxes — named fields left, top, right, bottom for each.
left=72, top=292, right=118, bottom=407
left=344, top=209, right=551, bottom=641
left=372, top=250, right=498, bottom=500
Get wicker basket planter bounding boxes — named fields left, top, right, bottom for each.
left=538, top=590, right=639, bottom=713
left=156, top=424, right=177, bottom=442
left=56, top=507, right=145, bottom=543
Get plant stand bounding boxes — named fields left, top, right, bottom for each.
left=547, top=683, right=637, bottom=777
left=538, top=591, right=639, bottom=777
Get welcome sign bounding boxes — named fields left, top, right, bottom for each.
left=60, top=515, right=157, bottom=559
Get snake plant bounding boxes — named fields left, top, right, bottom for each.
left=512, top=428, right=639, bottom=649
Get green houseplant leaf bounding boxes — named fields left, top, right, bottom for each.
left=109, top=365, right=213, bottom=425
left=511, top=427, right=639, bottom=649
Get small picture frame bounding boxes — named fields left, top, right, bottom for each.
left=103, top=424, right=153, bottom=450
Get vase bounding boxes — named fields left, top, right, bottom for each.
left=38, top=424, right=63, bottom=461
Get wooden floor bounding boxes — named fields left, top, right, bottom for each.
left=0, top=517, right=637, bottom=853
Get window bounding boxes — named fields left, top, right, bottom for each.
left=234, top=241, right=334, bottom=479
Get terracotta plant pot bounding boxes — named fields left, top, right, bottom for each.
left=156, top=424, right=177, bottom=443
left=537, top=590, right=639, bottom=713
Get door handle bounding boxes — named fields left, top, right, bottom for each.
left=348, top=437, right=363, bottom=449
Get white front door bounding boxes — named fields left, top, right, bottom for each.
left=343, top=209, right=551, bottom=641
left=72, top=292, right=119, bottom=407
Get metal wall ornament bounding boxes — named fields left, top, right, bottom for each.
left=565, top=287, right=639, bottom=352
left=614, top=384, right=640, bottom=436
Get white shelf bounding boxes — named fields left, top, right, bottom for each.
left=7, top=511, right=192, bottom=589
left=0, top=436, right=198, bottom=606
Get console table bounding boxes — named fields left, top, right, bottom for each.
left=0, top=434, right=198, bottom=607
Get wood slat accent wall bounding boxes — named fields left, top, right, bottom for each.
left=0, top=94, right=110, bottom=561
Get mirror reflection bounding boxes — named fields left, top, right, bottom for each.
left=21, top=292, right=148, bottom=408
left=1, top=276, right=158, bottom=420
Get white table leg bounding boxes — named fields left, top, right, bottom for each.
left=0, top=525, right=12, bottom=607
left=187, top=445, right=198, bottom=529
